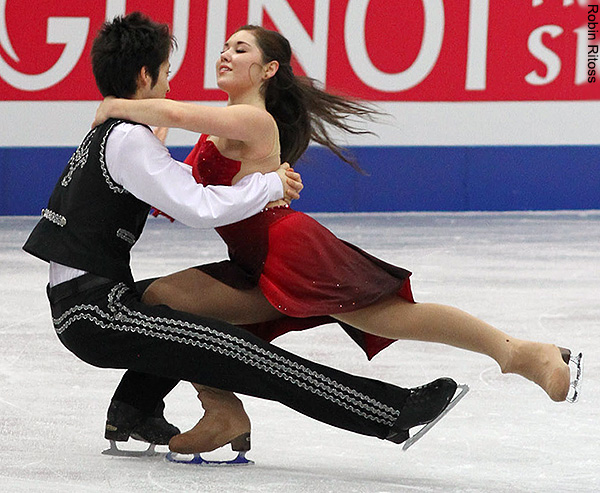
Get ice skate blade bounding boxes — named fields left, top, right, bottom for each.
left=101, top=440, right=161, bottom=457
left=166, top=450, right=254, bottom=466
left=566, top=352, right=583, bottom=404
left=402, top=384, right=469, bottom=451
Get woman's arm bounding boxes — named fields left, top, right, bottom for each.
left=94, top=98, right=272, bottom=145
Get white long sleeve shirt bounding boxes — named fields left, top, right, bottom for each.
left=49, top=122, right=283, bottom=286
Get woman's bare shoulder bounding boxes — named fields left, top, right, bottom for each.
left=226, top=104, right=273, bottom=128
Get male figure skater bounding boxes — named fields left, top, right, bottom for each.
left=23, top=12, right=458, bottom=459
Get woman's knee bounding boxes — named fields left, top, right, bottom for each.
left=141, top=268, right=200, bottom=307
left=141, top=278, right=172, bottom=306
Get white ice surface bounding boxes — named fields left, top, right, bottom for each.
left=1, top=212, right=599, bottom=492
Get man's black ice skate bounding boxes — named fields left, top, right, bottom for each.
left=102, top=400, right=180, bottom=457
left=386, top=377, right=469, bottom=451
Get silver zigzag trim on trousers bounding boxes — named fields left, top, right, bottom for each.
left=53, top=283, right=401, bottom=427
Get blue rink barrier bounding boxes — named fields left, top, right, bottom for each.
left=1, top=145, right=598, bottom=215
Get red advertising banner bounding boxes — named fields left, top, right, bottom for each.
left=0, top=0, right=597, bottom=102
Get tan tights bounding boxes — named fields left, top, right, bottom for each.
left=143, top=268, right=570, bottom=402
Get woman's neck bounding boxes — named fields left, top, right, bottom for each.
left=226, top=89, right=266, bottom=109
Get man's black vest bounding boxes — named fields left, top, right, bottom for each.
left=23, top=119, right=151, bottom=285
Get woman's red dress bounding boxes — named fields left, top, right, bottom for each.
left=186, top=135, right=415, bottom=359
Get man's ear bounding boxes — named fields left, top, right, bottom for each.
left=137, top=66, right=152, bottom=90
left=263, top=60, right=279, bottom=80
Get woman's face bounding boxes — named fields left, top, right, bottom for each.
left=216, top=30, right=267, bottom=94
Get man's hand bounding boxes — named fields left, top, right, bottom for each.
left=92, top=96, right=116, bottom=128
left=276, top=162, right=303, bottom=202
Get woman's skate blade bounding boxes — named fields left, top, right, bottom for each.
left=564, top=351, right=583, bottom=404
left=165, top=450, right=253, bottom=466
left=402, top=384, right=469, bottom=451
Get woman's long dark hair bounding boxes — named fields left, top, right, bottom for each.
left=236, top=25, right=379, bottom=172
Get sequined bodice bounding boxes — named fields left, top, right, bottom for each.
left=186, top=134, right=241, bottom=186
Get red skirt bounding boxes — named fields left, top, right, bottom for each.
left=197, top=207, right=414, bottom=360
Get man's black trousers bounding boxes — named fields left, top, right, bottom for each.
left=47, top=274, right=410, bottom=441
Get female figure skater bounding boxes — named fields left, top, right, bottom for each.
left=94, top=25, right=579, bottom=455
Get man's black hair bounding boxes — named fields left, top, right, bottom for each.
left=91, top=11, right=175, bottom=98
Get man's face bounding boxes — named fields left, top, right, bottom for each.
left=141, top=60, right=171, bottom=99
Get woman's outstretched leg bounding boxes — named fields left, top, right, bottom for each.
left=332, top=296, right=570, bottom=402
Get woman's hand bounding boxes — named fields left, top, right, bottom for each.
left=92, top=96, right=116, bottom=128
left=276, top=162, right=303, bottom=203
left=153, top=126, right=169, bottom=145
